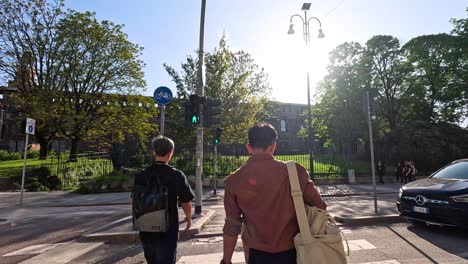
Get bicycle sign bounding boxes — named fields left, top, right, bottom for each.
left=153, top=86, right=173, bottom=105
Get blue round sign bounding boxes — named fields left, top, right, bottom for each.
left=153, top=86, right=173, bottom=105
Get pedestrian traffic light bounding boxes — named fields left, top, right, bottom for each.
left=213, top=127, right=222, bottom=144
left=205, top=97, right=221, bottom=127
left=179, top=100, right=191, bottom=128
left=189, top=94, right=200, bottom=125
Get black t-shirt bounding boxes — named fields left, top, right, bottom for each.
left=133, top=161, right=194, bottom=243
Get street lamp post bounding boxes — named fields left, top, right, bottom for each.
left=288, top=3, right=324, bottom=179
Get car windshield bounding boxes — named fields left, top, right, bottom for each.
left=432, top=162, right=468, bottom=179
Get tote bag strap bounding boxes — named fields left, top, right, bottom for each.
left=286, top=161, right=313, bottom=244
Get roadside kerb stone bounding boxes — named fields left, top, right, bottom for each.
left=321, top=191, right=398, bottom=198
left=81, top=209, right=216, bottom=243
left=25, top=195, right=222, bottom=208
left=26, top=202, right=130, bottom=208
left=334, top=214, right=403, bottom=225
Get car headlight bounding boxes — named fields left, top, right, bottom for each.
left=449, top=194, right=468, bottom=203
left=398, top=188, right=403, bottom=198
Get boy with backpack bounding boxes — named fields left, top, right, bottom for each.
left=132, top=136, right=194, bottom=264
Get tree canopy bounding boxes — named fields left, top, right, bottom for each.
left=0, top=0, right=150, bottom=160
left=164, top=35, right=272, bottom=148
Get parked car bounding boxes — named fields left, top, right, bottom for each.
left=397, top=159, right=468, bottom=228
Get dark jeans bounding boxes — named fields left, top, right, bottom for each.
left=140, top=234, right=177, bottom=264
left=378, top=174, right=384, bottom=184
left=249, top=248, right=296, bottom=264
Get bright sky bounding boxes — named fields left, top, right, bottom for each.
left=66, top=0, right=467, bottom=104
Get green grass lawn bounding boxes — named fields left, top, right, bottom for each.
left=0, top=159, right=43, bottom=168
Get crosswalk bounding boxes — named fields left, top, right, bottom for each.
left=3, top=242, right=103, bottom=264
left=2, top=237, right=402, bottom=264
left=0, top=229, right=468, bottom=264
left=179, top=236, right=401, bottom=264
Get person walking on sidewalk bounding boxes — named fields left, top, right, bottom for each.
left=395, top=161, right=404, bottom=183
left=377, top=160, right=386, bottom=184
left=402, top=160, right=411, bottom=184
left=221, top=123, right=327, bottom=264
left=133, top=136, right=194, bottom=264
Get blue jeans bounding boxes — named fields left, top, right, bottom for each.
left=249, top=248, right=296, bottom=264
left=141, top=239, right=177, bottom=264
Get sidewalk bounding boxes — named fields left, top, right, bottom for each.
left=1, top=183, right=402, bottom=243
left=0, top=189, right=218, bottom=208
left=317, top=183, right=400, bottom=197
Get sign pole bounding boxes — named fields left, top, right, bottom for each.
left=153, top=86, right=173, bottom=136
left=160, top=105, right=165, bottom=136
left=367, top=91, right=378, bottom=215
left=19, top=133, right=29, bottom=206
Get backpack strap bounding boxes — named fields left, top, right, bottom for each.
left=286, top=161, right=313, bottom=244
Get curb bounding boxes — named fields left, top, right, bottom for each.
left=81, top=209, right=216, bottom=243
left=321, top=192, right=398, bottom=198
left=26, top=202, right=130, bottom=208
left=24, top=196, right=222, bottom=208
left=334, top=214, right=403, bottom=225
left=193, top=231, right=224, bottom=239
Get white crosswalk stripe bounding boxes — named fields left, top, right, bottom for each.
left=346, top=239, right=377, bottom=251
left=359, top=261, right=401, bottom=264
left=18, top=242, right=103, bottom=264
left=178, top=252, right=245, bottom=264
left=179, top=238, right=382, bottom=263
left=3, top=243, right=65, bottom=257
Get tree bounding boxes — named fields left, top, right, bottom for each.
left=164, top=36, right=272, bottom=149
left=402, top=34, right=466, bottom=123
left=450, top=8, right=468, bottom=125
left=310, top=42, right=369, bottom=160
left=82, top=95, right=158, bottom=154
left=0, top=0, right=66, bottom=158
left=363, top=35, right=409, bottom=129
left=55, top=11, right=146, bottom=160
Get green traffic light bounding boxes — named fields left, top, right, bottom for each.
left=191, top=115, right=199, bottom=124
left=214, top=138, right=220, bottom=144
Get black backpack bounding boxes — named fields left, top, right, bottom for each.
left=132, top=170, right=169, bottom=232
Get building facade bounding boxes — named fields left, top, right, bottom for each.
left=272, top=102, right=308, bottom=153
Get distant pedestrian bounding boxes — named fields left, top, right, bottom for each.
left=132, top=136, right=194, bottom=264
left=402, top=161, right=411, bottom=184
left=395, top=161, right=404, bottom=183
left=377, top=160, right=386, bottom=184
left=409, top=161, right=417, bottom=182
left=221, top=123, right=326, bottom=264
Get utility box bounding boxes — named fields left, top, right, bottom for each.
left=348, top=169, right=355, bottom=184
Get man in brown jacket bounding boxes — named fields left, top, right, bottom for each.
left=221, top=123, right=327, bottom=264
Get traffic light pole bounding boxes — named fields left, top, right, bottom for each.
left=194, top=0, right=206, bottom=216
left=213, top=144, right=218, bottom=196
left=367, top=91, right=378, bottom=215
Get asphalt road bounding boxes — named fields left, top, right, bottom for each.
left=64, top=222, right=468, bottom=264
left=0, top=205, right=130, bottom=264
left=67, top=195, right=468, bottom=264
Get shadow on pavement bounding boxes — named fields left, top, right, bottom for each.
left=405, top=223, right=468, bottom=261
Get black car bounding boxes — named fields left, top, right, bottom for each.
left=397, top=159, right=468, bottom=228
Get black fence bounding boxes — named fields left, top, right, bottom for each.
left=171, top=152, right=347, bottom=180
left=0, top=152, right=113, bottom=190
left=47, top=152, right=113, bottom=188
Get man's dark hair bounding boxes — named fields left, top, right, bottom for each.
left=152, top=136, right=174, bottom=156
left=248, top=123, right=278, bottom=149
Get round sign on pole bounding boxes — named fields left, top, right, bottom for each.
left=153, top=86, right=173, bottom=105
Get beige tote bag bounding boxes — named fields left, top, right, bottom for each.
left=286, top=161, right=348, bottom=264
